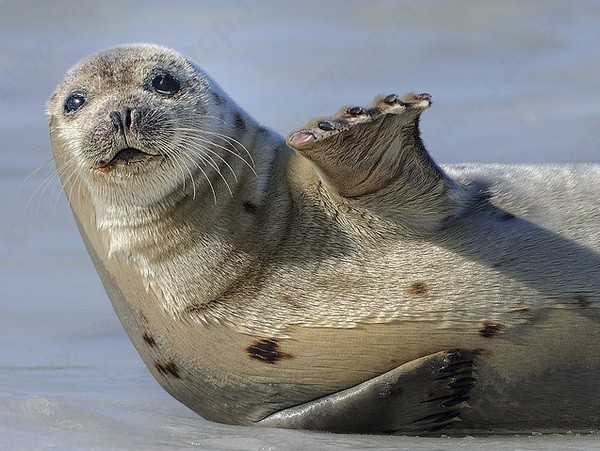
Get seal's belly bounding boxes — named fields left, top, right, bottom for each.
left=144, top=304, right=600, bottom=428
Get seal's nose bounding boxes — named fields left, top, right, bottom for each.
left=110, top=107, right=137, bottom=133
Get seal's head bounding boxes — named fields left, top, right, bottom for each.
left=48, top=44, right=225, bottom=206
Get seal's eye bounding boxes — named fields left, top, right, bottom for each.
left=152, top=73, right=180, bottom=96
left=64, top=93, right=87, bottom=114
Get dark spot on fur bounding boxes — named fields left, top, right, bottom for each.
left=247, top=338, right=292, bottom=364
left=243, top=201, right=257, bottom=214
left=499, top=212, right=516, bottom=221
left=479, top=320, right=504, bottom=338
left=212, top=92, right=224, bottom=105
left=575, top=294, right=592, bottom=308
left=154, top=361, right=181, bottom=379
left=234, top=112, right=246, bottom=130
left=142, top=332, right=156, bottom=347
left=408, top=282, right=429, bottom=296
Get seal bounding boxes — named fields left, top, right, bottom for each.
left=48, top=43, right=600, bottom=435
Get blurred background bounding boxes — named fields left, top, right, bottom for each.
left=1, top=1, right=599, bottom=450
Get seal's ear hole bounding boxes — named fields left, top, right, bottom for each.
left=152, top=73, right=180, bottom=96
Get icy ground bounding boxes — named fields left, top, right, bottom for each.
left=1, top=0, right=600, bottom=449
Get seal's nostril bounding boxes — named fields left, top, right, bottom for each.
left=110, top=111, right=122, bottom=132
left=110, top=107, right=137, bottom=132
left=122, top=107, right=132, bottom=130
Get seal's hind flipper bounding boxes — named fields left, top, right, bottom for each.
left=287, top=93, right=470, bottom=233
left=257, top=349, right=477, bottom=435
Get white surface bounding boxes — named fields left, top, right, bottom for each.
left=1, top=1, right=599, bottom=449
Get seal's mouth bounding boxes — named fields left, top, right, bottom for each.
left=97, top=147, right=156, bottom=173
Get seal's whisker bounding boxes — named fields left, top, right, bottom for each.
left=23, top=160, right=71, bottom=208
left=28, top=156, right=77, bottom=209
left=28, top=170, right=57, bottom=208
left=175, top=148, right=216, bottom=205
left=163, top=135, right=221, bottom=201
left=186, top=121, right=256, bottom=165
left=58, top=160, right=82, bottom=204
left=174, top=129, right=256, bottom=176
left=171, top=144, right=198, bottom=200
left=175, top=127, right=248, bottom=164
left=162, top=144, right=190, bottom=194
left=174, top=134, right=239, bottom=190
left=74, top=166, right=85, bottom=205
left=168, top=130, right=236, bottom=199
left=199, top=129, right=256, bottom=167
left=182, top=140, right=239, bottom=183
left=47, top=166, right=73, bottom=207
left=199, top=128, right=255, bottom=164
left=34, top=160, right=69, bottom=197
left=22, top=158, right=54, bottom=185
left=188, top=147, right=234, bottom=197
left=195, top=160, right=217, bottom=205
left=66, top=169, right=82, bottom=206
left=174, top=156, right=192, bottom=197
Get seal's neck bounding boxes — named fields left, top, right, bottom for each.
left=91, top=116, right=291, bottom=318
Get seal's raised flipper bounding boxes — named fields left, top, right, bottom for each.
left=257, top=349, right=477, bottom=435
left=287, top=93, right=470, bottom=232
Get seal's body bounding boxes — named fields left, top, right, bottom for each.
left=49, top=44, right=600, bottom=434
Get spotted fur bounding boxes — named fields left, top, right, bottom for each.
left=246, top=338, right=292, bottom=364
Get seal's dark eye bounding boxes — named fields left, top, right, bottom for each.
left=152, top=73, right=180, bottom=95
left=64, top=93, right=86, bottom=113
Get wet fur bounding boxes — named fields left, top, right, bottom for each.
left=49, top=44, right=600, bottom=433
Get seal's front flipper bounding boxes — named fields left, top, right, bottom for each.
left=287, top=93, right=470, bottom=233
left=257, top=349, right=477, bottom=435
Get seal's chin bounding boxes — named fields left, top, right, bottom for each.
left=97, top=147, right=157, bottom=173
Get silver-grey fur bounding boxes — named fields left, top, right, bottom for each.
left=48, top=44, right=600, bottom=434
